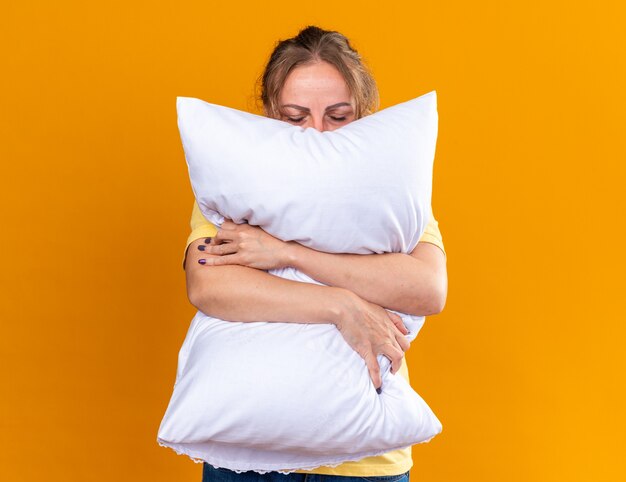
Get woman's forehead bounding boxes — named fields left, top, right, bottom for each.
left=280, top=62, right=352, bottom=108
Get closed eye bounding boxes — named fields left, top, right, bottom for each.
left=285, top=115, right=350, bottom=124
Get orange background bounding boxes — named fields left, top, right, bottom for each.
left=1, top=1, right=625, bottom=481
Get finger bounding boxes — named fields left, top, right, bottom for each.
left=220, top=220, right=237, bottom=230
left=392, top=317, right=408, bottom=336
left=395, top=332, right=411, bottom=352
left=380, top=345, right=404, bottom=375
left=202, top=237, right=218, bottom=246
left=387, top=311, right=408, bottom=335
left=385, top=316, right=409, bottom=345
left=391, top=354, right=404, bottom=375
left=214, top=230, right=237, bottom=244
left=198, top=254, right=243, bottom=266
left=205, top=243, right=239, bottom=256
left=362, top=351, right=382, bottom=390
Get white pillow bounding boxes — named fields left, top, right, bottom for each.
left=157, top=91, right=442, bottom=474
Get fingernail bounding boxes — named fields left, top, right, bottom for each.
left=198, top=245, right=206, bottom=251
left=376, top=386, right=382, bottom=394
left=198, top=259, right=206, bottom=265
left=204, top=237, right=212, bottom=244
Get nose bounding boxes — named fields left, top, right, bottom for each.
left=311, top=116, right=325, bottom=132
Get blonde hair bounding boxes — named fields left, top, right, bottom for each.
left=256, top=25, right=379, bottom=120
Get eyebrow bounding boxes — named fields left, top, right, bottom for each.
left=280, top=102, right=353, bottom=112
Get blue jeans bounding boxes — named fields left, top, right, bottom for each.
left=202, top=463, right=410, bottom=482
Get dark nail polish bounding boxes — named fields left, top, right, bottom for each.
left=198, top=245, right=206, bottom=251
left=204, top=237, right=212, bottom=244
left=198, top=259, right=206, bottom=265
left=376, top=386, right=382, bottom=394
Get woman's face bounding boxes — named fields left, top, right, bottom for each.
left=277, top=61, right=356, bottom=132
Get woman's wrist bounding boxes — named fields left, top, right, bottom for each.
left=279, top=243, right=355, bottom=325
left=283, top=241, right=306, bottom=269
left=323, top=286, right=360, bottom=327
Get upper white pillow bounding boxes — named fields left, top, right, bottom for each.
left=178, top=91, right=438, bottom=254
left=157, top=91, right=442, bottom=474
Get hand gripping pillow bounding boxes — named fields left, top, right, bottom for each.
left=157, top=91, right=442, bottom=474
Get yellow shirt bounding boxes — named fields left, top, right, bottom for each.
left=183, top=200, right=446, bottom=476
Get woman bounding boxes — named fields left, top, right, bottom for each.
left=182, top=25, right=447, bottom=482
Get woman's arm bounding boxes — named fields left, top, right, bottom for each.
left=200, top=221, right=448, bottom=316
left=185, top=237, right=410, bottom=389
left=289, top=241, right=447, bottom=316
left=185, top=238, right=350, bottom=324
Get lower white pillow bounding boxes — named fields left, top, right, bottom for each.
left=157, top=271, right=442, bottom=474
left=157, top=91, right=443, bottom=473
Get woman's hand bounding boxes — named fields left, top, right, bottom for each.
left=200, top=220, right=291, bottom=270
left=332, top=290, right=411, bottom=391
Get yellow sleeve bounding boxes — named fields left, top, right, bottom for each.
left=418, top=212, right=446, bottom=256
left=182, top=201, right=219, bottom=269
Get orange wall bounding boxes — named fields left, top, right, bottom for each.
left=1, top=1, right=625, bottom=481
